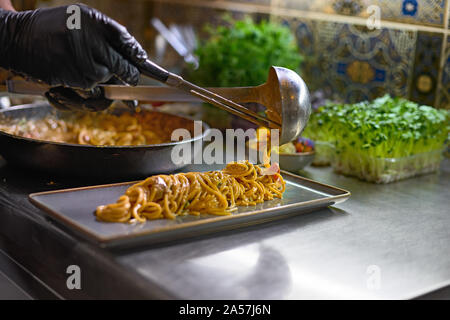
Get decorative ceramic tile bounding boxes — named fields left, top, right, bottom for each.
left=276, top=0, right=447, bottom=27
left=277, top=0, right=369, bottom=16
left=448, top=1, right=450, bottom=29
left=280, top=16, right=417, bottom=103
left=409, top=32, right=443, bottom=106
left=377, top=0, right=446, bottom=27
left=437, top=36, right=450, bottom=109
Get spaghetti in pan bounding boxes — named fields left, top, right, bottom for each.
left=0, top=111, right=194, bottom=146
left=96, top=160, right=286, bottom=223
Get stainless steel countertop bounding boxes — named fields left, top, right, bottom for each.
left=0, top=155, right=448, bottom=299
left=114, top=158, right=450, bottom=299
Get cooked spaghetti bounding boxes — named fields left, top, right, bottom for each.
left=95, top=160, right=285, bottom=223
left=0, top=111, right=194, bottom=146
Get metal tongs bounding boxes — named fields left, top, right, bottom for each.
left=2, top=61, right=311, bottom=144
left=140, top=60, right=281, bottom=128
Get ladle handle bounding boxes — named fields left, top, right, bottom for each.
left=138, top=59, right=170, bottom=83
left=3, top=80, right=262, bottom=104
left=206, top=86, right=261, bottom=103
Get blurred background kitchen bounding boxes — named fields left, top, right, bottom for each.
left=1, top=0, right=448, bottom=110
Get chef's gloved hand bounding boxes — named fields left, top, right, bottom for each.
left=0, top=4, right=147, bottom=109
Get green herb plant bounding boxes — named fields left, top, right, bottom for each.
left=303, top=95, right=449, bottom=183
left=188, top=15, right=303, bottom=128
left=189, top=15, right=302, bottom=87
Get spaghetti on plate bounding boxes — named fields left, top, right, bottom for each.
left=96, top=160, right=286, bottom=223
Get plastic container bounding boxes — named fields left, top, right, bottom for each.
left=311, top=141, right=335, bottom=166
left=332, top=149, right=444, bottom=184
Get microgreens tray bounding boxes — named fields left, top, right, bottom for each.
left=303, top=95, right=448, bottom=183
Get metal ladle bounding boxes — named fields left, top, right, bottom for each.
left=3, top=66, right=311, bottom=144
left=102, top=66, right=311, bottom=144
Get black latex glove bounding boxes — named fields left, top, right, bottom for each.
left=0, top=4, right=147, bottom=109
left=45, top=78, right=137, bottom=112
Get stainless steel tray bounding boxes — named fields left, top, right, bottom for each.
left=29, top=171, right=350, bottom=248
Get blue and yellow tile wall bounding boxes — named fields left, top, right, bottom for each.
left=226, top=0, right=450, bottom=108
left=282, top=17, right=418, bottom=103
left=410, top=31, right=443, bottom=105
left=276, top=0, right=447, bottom=27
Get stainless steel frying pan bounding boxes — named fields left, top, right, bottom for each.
left=0, top=103, right=210, bottom=179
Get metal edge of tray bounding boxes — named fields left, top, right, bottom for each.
left=29, top=170, right=351, bottom=248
